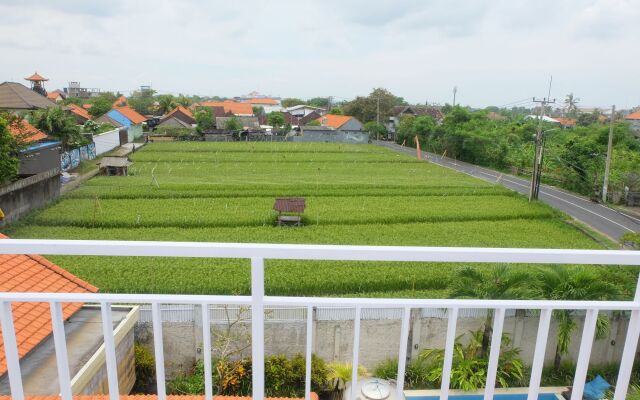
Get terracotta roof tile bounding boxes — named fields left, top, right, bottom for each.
left=7, top=119, right=48, bottom=143
left=113, top=95, right=128, bottom=107
left=197, top=101, right=254, bottom=116
left=24, top=72, right=48, bottom=82
left=114, top=106, right=147, bottom=124
left=625, top=111, right=640, bottom=120
left=67, top=103, right=91, bottom=120
left=246, top=98, right=279, bottom=105
left=315, top=114, right=353, bottom=129
left=0, top=233, right=98, bottom=376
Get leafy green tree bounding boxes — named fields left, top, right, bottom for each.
left=267, top=112, right=285, bottom=130
left=343, top=88, right=405, bottom=123
left=224, top=116, right=242, bottom=132
left=564, top=93, right=580, bottom=118
left=30, top=107, right=83, bottom=150
left=535, top=267, right=620, bottom=372
left=577, top=112, right=599, bottom=127
left=395, top=114, right=416, bottom=145
left=329, top=107, right=344, bottom=115
left=157, top=95, right=176, bottom=115
left=449, top=266, right=531, bottom=356
left=174, top=96, right=192, bottom=108
left=413, top=115, right=436, bottom=143
left=0, top=116, right=20, bottom=184
left=128, top=88, right=157, bottom=115
left=194, top=108, right=214, bottom=134
left=62, top=97, right=83, bottom=106
left=307, top=97, right=329, bottom=108
left=88, top=96, right=113, bottom=118
left=364, top=121, right=386, bottom=139
left=252, top=106, right=265, bottom=116
left=281, top=98, right=306, bottom=108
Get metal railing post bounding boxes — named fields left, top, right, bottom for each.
left=350, top=305, right=362, bottom=400
left=527, top=308, right=552, bottom=400
left=0, top=301, right=24, bottom=400
left=152, top=302, right=167, bottom=400
left=202, top=303, right=213, bottom=400
left=100, top=302, right=120, bottom=400
left=397, top=307, right=411, bottom=399
left=570, top=309, right=599, bottom=400
left=440, top=307, right=459, bottom=400
left=251, top=257, right=265, bottom=400
left=484, top=308, right=506, bottom=400
left=305, top=305, right=313, bottom=400
left=50, top=302, right=73, bottom=400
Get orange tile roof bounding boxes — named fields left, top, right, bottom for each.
left=553, top=117, right=576, bottom=126
left=114, top=106, right=147, bottom=124
left=46, top=92, right=62, bottom=101
left=625, top=111, right=640, bottom=120
left=8, top=119, right=48, bottom=143
left=113, top=95, right=128, bottom=107
left=0, top=395, right=318, bottom=400
left=166, top=105, right=194, bottom=119
left=24, top=72, right=48, bottom=82
left=0, top=233, right=98, bottom=376
left=68, top=103, right=91, bottom=120
left=197, top=101, right=254, bottom=116
left=315, top=114, right=353, bottom=129
left=247, top=98, right=279, bottom=105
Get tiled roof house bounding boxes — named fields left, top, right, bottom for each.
left=0, top=233, right=98, bottom=376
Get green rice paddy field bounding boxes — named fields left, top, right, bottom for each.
left=5, top=142, right=629, bottom=298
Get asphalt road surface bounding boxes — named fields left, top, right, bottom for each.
left=376, top=140, right=640, bottom=241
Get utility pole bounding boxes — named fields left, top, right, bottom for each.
left=452, top=86, right=457, bottom=107
left=602, top=105, right=616, bottom=202
left=529, top=96, right=556, bottom=201
left=376, top=97, right=380, bottom=140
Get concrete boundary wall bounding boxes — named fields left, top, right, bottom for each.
left=0, top=168, right=60, bottom=226
left=135, top=305, right=631, bottom=378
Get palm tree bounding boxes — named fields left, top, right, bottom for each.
left=535, top=267, right=620, bottom=372
left=564, top=93, right=580, bottom=118
left=449, top=265, right=532, bottom=357
left=157, top=95, right=177, bottom=115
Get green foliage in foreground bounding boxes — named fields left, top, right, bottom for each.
left=167, top=355, right=328, bottom=397
left=4, top=142, right=612, bottom=297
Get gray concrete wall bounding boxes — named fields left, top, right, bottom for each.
left=0, top=168, right=60, bottom=226
left=79, top=329, right=136, bottom=395
left=134, top=312, right=632, bottom=378
left=291, top=131, right=369, bottom=144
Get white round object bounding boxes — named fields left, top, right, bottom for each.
left=361, top=378, right=391, bottom=400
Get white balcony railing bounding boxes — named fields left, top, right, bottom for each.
left=1, top=239, right=639, bottom=400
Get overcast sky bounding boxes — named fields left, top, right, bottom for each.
left=1, top=0, right=638, bottom=109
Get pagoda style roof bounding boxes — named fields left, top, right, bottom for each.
left=24, top=72, right=48, bottom=82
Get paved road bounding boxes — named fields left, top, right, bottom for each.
left=376, top=141, right=640, bottom=241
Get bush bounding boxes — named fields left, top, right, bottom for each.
left=153, top=126, right=195, bottom=137
left=166, top=354, right=329, bottom=397
left=623, top=232, right=640, bottom=249
left=0, top=116, right=20, bottom=184
left=132, top=343, right=156, bottom=393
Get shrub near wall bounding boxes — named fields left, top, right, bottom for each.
left=167, top=354, right=329, bottom=397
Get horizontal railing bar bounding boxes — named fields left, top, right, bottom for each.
left=0, top=293, right=252, bottom=304
left=264, top=297, right=639, bottom=310
left=1, top=239, right=639, bottom=265
left=0, top=293, right=636, bottom=311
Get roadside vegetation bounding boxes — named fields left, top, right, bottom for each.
left=6, top=142, right=633, bottom=298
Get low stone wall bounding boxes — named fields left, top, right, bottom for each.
left=134, top=307, right=632, bottom=378
left=0, top=168, right=60, bottom=226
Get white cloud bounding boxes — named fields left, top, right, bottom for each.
left=0, top=0, right=638, bottom=108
